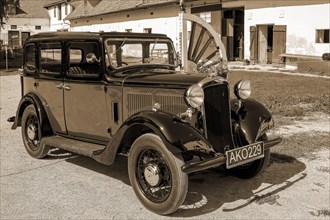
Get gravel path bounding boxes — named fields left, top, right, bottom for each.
left=1, top=74, right=329, bottom=219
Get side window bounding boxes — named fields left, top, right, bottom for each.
left=67, top=42, right=100, bottom=78
left=39, top=43, right=62, bottom=75
left=24, top=44, right=36, bottom=74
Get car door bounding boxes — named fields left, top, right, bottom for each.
left=63, top=41, right=110, bottom=142
left=37, top=42, right=66, bottom=134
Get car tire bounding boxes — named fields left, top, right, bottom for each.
left=21, top=105, right=49, bottom=159
left=128, top=133, right=188, bottom=215
left=228, top=134, right=270, bottom=179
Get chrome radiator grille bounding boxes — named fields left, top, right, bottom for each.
left=126, top=90, right=186, bottom=117
left=203, top=83, right=233, bottom=153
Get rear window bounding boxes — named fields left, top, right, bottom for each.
left=39, top=43, right=62, bottom=75
left=24, top=44, right=36, bottom=74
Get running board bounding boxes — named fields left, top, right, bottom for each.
left=41, top=136, right=106, bottom=157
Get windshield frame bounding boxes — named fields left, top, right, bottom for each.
left=104, top=37, right=178, bottom=74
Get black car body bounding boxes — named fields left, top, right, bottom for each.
left=10, top=30, right=281, bottom=215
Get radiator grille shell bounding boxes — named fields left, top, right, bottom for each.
left=203, top=83, right=234, bottom=153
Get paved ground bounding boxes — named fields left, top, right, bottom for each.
left=1, top=73, right=329, bottom=219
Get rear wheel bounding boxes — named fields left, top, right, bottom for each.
left=21, top=105, right=49, bottom=159
left=228, top=134, right=270, bottom=179
left=128, top=133, right=188, bottom=215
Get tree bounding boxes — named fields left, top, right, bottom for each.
left=0, top=0, right=20, bottom=28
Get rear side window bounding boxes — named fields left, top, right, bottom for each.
left=67, top=41, right=100, bottom=78
left=39, top=42, right=62, bottom=75
left=24, top=44, right=36, bottom=74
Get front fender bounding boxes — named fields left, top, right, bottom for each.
left=93, top=110, right=215, bottom=165
left=231, top=98, right=274, bottom=144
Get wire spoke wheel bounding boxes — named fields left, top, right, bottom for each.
left=136, top=148, right=172, bottom=203
left=25, top=114, right=40, bottom=150
left=21, top=105, right=49, bottom=159
left=128, top=133, right=188, bottom=215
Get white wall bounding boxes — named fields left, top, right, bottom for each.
left=48, top=3, right=72, bottom=31
left=244, top=3, right=330, bottom=58
left=70, top=5, right=181, bottom=49
left=71, top=17, right=180, bottom=49
left=0, top=18, right=49, bottom=46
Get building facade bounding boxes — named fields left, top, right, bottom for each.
left=0, top=0, right=51, bottom=49
left=44, top=0, right=76, bottom=31
left=63, top=0, right=329, bottom=65
left=244, top=0, right=329, bottom=64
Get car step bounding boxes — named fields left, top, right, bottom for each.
left=40, top=136, right=106, bottom=157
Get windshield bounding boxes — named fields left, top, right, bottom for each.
left=104, top=38, right=177, bottom=70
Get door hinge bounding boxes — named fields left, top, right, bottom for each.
left=107, top=127, right=113, bottom=137
left=103, top=85, right=108, bottom=92
left=34, top=82, right=39, bottom=88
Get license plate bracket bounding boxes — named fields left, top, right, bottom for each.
left=225, top=142, right=264, bottom=169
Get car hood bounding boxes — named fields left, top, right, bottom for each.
left=110, top=70, right=206, bottom=88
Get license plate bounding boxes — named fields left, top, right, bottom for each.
left=225, top=142, right=264, bottom=169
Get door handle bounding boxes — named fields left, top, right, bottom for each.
left=56, top=83, right=63, bottom=89
left=63, top=84, right=71, bottom=91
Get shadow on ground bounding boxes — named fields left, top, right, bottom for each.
left=174, top=153, right=306, bottom=217
left=48, top=150, right=306, bottom=217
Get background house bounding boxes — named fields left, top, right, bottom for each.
left=0, top=0, right=53, bottom=69
left=1, top=0, right=329, bottom=71
left=244, top=0, right=329, bottom=66
left=64, top=0, right=329, bottom=69
left=0, top=0, right=52, bottom=48
left=44, top=0, right=78, bottom=31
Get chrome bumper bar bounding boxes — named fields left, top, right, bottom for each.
left=182, top=137, right=282, bottom=174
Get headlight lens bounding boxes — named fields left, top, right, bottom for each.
left=234, top=80, right=251, bottom=99
left=185, top=84, right=204, bottom=109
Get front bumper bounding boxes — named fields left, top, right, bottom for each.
left=182, top=137, right=282, bottom=174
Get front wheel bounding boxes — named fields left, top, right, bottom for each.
left=21, top=105, right=49, bottom=159
left=128, top=133, right=188, bottom=215
left=228, top=134, right=270, bottom=179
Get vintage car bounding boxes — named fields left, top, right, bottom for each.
left=9, top=18, right=281, bottom=215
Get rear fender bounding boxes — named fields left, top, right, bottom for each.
left=231, top=98, right=274, bottom=144
left=93, top=110, right=215, bottom=165
left=11, top=93, right=52, bottom=135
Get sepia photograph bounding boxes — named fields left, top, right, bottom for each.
left=0, top=0, right=329, bottom=219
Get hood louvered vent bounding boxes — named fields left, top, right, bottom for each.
left=154, top=93, right=187, bottom=115
left=127, top=92, right=153, bottom=117
left=126, top=90, right=187, bottom=117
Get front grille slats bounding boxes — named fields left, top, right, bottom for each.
left=203, top=84, right=233, bottom=153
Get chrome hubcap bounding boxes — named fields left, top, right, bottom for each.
left=144, top=163, right=160, bottom=187
left=27, top=124, right=37, bottom=141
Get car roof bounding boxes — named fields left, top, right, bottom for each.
left=25, top=32, right=169, bottom=44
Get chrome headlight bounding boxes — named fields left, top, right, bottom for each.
left=234, top=80, right=251, bottom=100
left=185, top=84, right=204, bottom=109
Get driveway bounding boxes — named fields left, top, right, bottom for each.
left=1, top=73, right=329, bottom=219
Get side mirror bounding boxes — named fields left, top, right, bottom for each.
left=86, top=53, right=100, bottom=64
